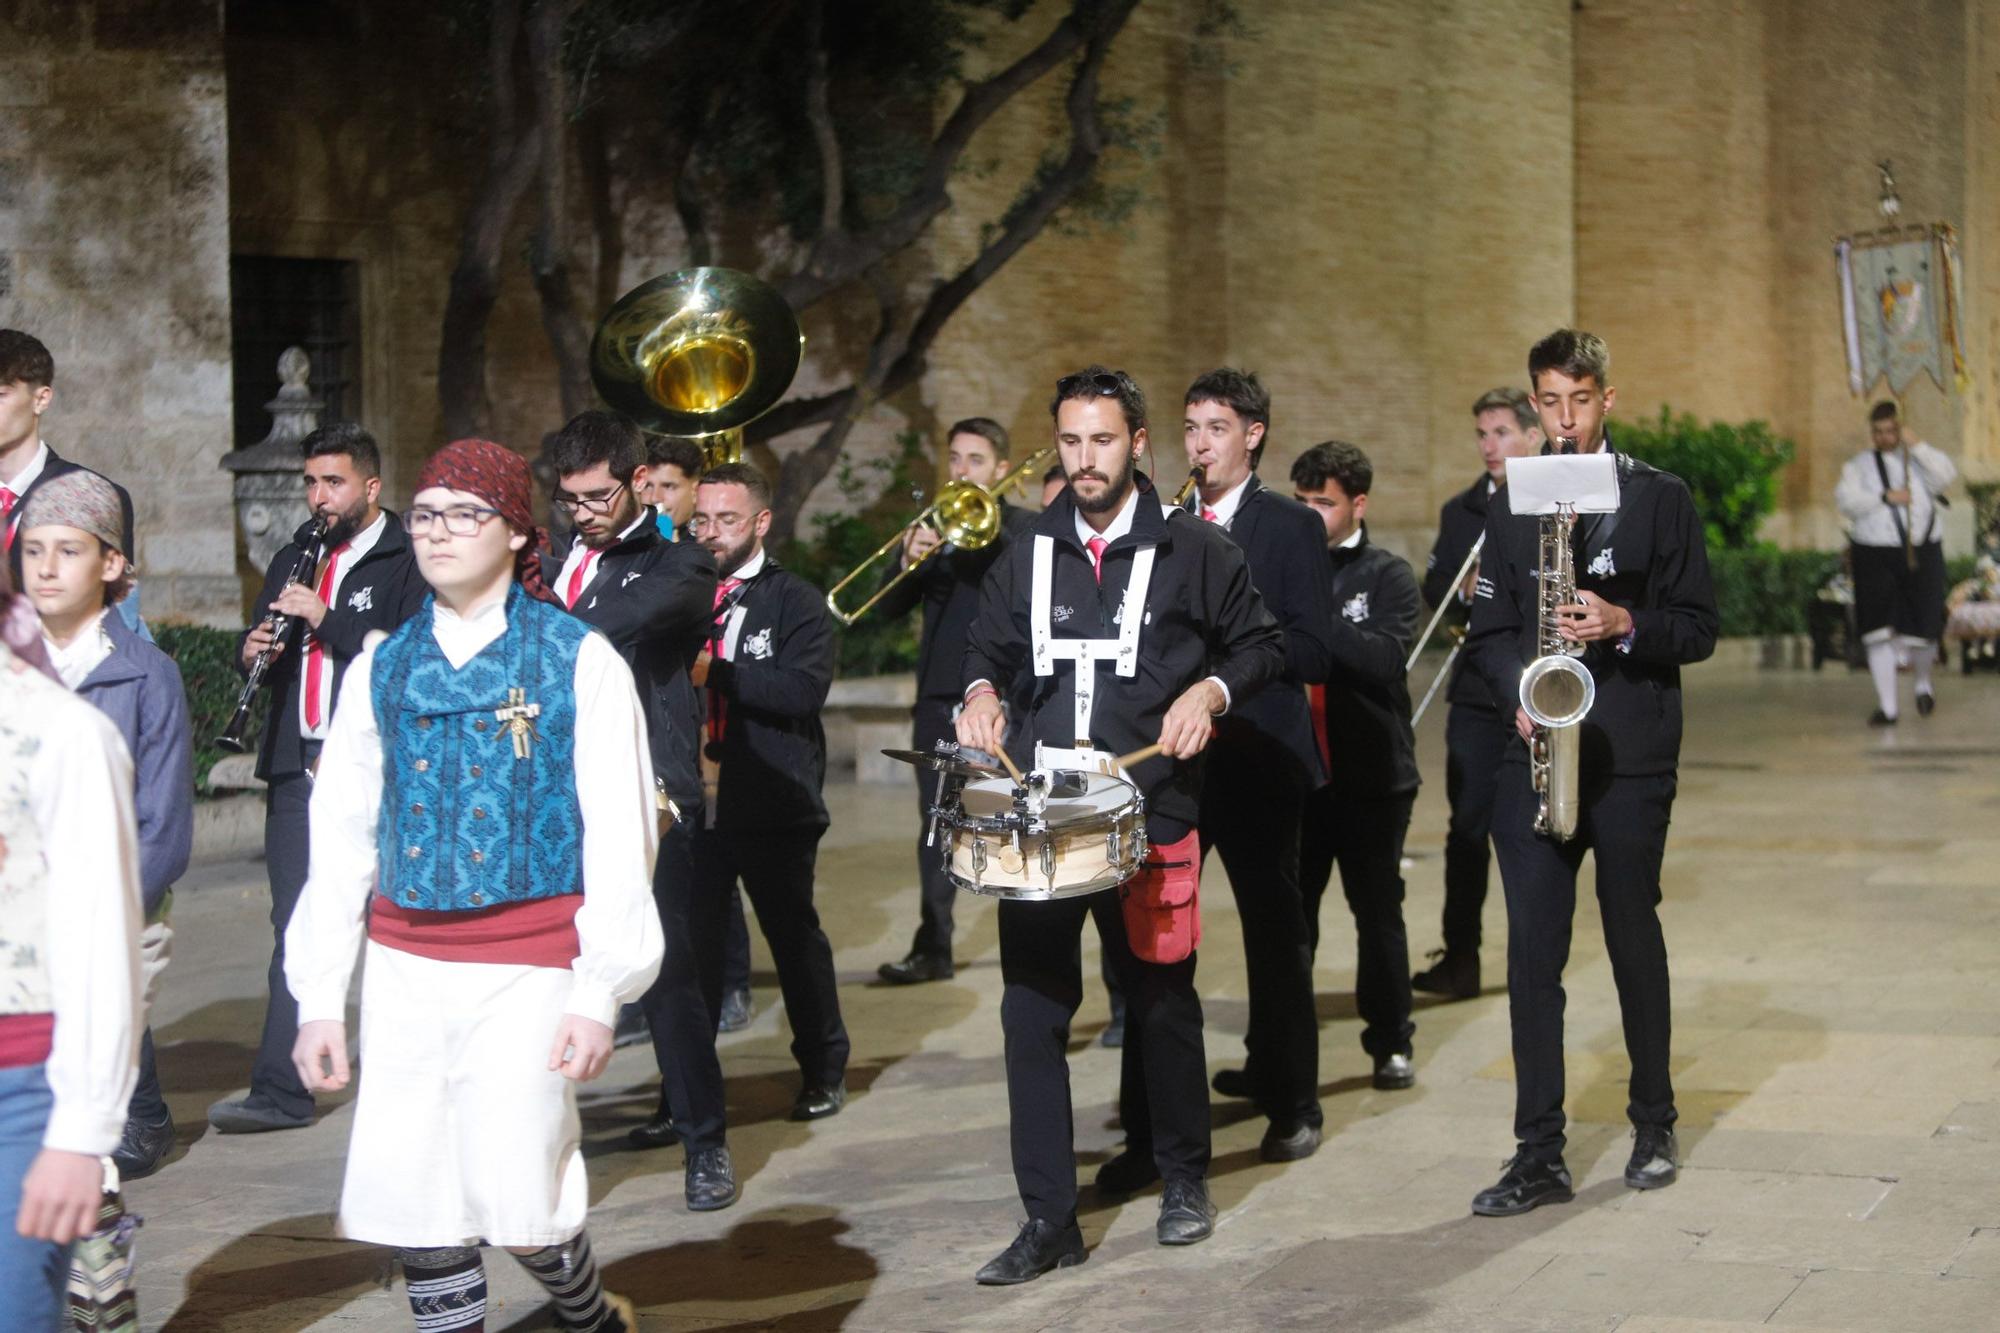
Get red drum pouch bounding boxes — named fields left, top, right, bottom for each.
left=1121, top=829, right=1201, bottom=964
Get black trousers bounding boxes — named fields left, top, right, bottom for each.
left=695, top=823, right=850, bottom=1088
left=1301, top=787, right=1416, bottom=1060
left=640, top=822, right=728, bottom=1152
left=998, top=890, right=1208, bottom=1227
left=1199, top=750, right=1319, bottom=1129
left=722, top=887, right=751, bottom=997
left=129, top=1030, right=165, bottom=1124
left=1440, top=704, right=1512, bottom=954
left=1491, top=762, right=1677, bottom=1160
left=908, top=698, right=959, bottom=959
left=252, top=770, right=314, bottom=1118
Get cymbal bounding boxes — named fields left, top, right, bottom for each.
left=880, top=746, right=1003, bottom=777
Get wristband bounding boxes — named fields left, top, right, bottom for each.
left=964, top=684, right=999, bottom=706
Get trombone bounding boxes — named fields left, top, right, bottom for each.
left=589, top=267, right=804, bottom=472
left=1407, top=532, right=1483, bottom=728
left=826, top=446, right=1056, bottom=627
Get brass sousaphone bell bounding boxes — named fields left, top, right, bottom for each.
left=589, top=266, right=805, bottom=471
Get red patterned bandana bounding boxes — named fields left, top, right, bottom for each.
left=415, top=438, right=557, bottom=604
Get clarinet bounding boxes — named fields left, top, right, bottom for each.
left=216, top=515, right=331, bottom=753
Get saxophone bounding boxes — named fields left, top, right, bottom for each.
left=1516, top=454, right=1597, bottom=841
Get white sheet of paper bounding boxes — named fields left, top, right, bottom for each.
left=1505, top=453, right=1620, bottom=515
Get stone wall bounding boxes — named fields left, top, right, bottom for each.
left=0, top=0, right=238, bottom=625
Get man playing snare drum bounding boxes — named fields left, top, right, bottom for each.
left=957, top=366, right=1284, bottom=1283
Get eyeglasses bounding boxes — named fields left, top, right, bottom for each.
left=406, top=505, right=502, bottom=537
left=1055, top=370, right=1131, bottom=398
left=686, top=512, right=758, bottom=536
left=552, top=482, right=627, bottom=516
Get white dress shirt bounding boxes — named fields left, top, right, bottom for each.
left=1835, top=441, right=1957, bottom=548
left=43, top=608, right=113, bottom=690
left=1, top=441, right=49, bottom=546
left=300, top=510, right=388, bottom=740
left=7, top=648, right=142, bottom=1155
left=554, top=509, right=650, bottom=607
left=1198, top=474, right=1254, bottom=529
left=285, top=593, right=665, bottom=1031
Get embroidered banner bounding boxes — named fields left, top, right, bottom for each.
left=1836, top=227, right=1967, bottom=396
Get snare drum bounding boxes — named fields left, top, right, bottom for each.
left=940, top=770, right=1148, bottom=900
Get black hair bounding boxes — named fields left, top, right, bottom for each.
left=0, top=329, right=54, bottom=388
left=1471, top=386, right=1538, bottom=432
left=697, top=461, right=772, bottom=509
left=644, top=435, right=705, bottom=477
left=1290, top=440, right=1373, bottom=498
left=949, top=416, right=1010, bottom=458
left=1528, top=328, right=1610, bottom=390
left=301, top=422, right=381, bottom=479
left=1184, top=367, right=1271, bottom=467
left=1869, top=400, right=1899, bottom=423
left=1049, top=365, right=1146, bottom=436
left=550, top=410, right=644, bottom=483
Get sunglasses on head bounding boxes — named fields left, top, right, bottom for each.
left=1055, top=370, right=1130, bottom=398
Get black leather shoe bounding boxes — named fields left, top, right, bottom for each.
left=1624, top=1124, right=1679, bottom=1190
left=1156, top=1177, right=1216, bottom=1245
left=685, top=1146, right=739, bottom=1211
left=1917, top=690, right=1936, bottom=717
left=790, top=1081, right=846, bottom=1120
left=1471, top=1151, right=1574, bottom=1217
left=1373, top=1053, right=1416, bottom=1090
left=207, top=1095, right=311, bottom=1134
left=1094, top=1147, right=1161, bottom=1196
left=1868, top=708, right=1898, bottom=727
left=1210, top=1067, right=1253, bottom=1099
left=627, top=1111, right=680, bottom=1150
left=111, top=1111, right=174, bottom=1181
left=1412, top=948, right=1481, bottom=1000
left=1259, top=1120, right=1321, bottom=1163
left=717, top=987, right=753, bottom=1033
left=974, top=1218, right=1087, bottom=1285
left=878, top=951, right=954, bottom=984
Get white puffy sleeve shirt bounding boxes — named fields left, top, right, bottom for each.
left=285, top=597, right=664, bottom=1031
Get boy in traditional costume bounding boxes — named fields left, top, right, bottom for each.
left=286, top=439, right=663, bottom=1331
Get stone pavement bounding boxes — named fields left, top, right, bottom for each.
left=133, top=661, right=2000, bottom=1331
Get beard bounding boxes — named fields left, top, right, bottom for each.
left=706, top=531, right=757, bottom=578
left=321, top=495, right=372, bottom=546
left=1070, top=450, right=1136, bottom=515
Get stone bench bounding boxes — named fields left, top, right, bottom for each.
left=824, top=673, right=917, bottom=785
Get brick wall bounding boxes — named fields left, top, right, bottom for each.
left=0, top=0, right=238, bottom=625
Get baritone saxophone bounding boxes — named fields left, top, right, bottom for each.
left=1516, top=450, right=1596, bottom=841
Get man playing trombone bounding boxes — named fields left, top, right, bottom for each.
left=873, top=418, right=1036, bottom=986
left=1412, top=388, right=1542, bottom=1001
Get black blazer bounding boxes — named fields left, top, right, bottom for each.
left=873, top=500, right=1037, bottom=703
left=963, top=477, right=1286, bottom=832
left=707, top=559, right=836, bottom=832
left=6, top=447, right=137, bottom=579
left=1321, top=529, right=1421, bottom=798
left=1421, top=474, right=1496, bottom=711
left=240, top=511, right=427, bottom=780
left=542, top=516, right=718, bottom=809
left=1466, top=449, right=1719, bottom=779
left=1207, top=475, right=1334, bottom=787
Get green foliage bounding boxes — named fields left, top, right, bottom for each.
left=153, top=623, right=263, bottom=800
left=1616, top=407, right=1796, bottom=550
left=1704, top=547, right=1840, bottom=638
left=779, top=431, right=931, bottom=677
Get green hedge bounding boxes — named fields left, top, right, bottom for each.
left=154, top=623, right=260, bottom=799
left=1618, top=407, right=1796, bottom=550
left=1705, top=549, right=1982, bottom=638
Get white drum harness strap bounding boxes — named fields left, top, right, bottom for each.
left=1029, top=533, right=1156, bottom=747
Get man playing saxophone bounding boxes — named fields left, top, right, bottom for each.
left=1464, top=329, right=1718, bottom=1217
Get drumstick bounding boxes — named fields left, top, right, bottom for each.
left=992, top=742, right=1025, bottom=785
left=1115, top=742, right=1165, bottom=770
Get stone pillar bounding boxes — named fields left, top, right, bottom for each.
left=219, top=348, right=320, bottom=578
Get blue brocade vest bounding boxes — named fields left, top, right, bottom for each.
left=370, top=585, right=591, bottom=912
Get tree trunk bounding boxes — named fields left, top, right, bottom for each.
left=525, top=0, right=596, bottom=429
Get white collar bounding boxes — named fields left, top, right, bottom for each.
left=42, top=608, right=113, bottom=690
left=1200, top=474, right=1254, bottom=527
left=2, top=440, right=49, bottom=495
left=1073, top=485, right=1141, bottom=548
left=724, top=547, right=767, bottom=583
left=1485, top=476, right=1499, bottom=496
left=1335, top=526, right=1364, bottom=551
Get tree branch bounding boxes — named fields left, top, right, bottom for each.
left=438, top=0, right=540, bottom=440
left=801, top=0, right=844, bottom=252
left=776, top=0, right=1098, bottom=311
left=525, top=0, right=595, bottom=423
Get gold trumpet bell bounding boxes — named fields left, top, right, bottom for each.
left=931, top=481, right=1001, bottom=548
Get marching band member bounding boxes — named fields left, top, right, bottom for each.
left=633, top=435, right=702, bottom=541
left=1412, top=388, right=1542, bottom=1000
left=212, top=424, right=425, bottom=1136
left=1835, top=399, right=1957, bottom=725
left=875, top=417, right=1035, bottom=986
left=958, top=366, right=1284, bottom=1282
left=1465, top=330, right=1717, bottom=1216
left=287, top=438, right=659, bottom=1331
left=542, top=412, right=735, bottom=1211
left=1179, top=370, right=1337, bottom=1162
left=1290, top=441, right=1422, bottom=1092
left=690, top=463, right=852, bottom=1121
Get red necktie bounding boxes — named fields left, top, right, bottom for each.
left=1085, top=536, right=1107, bottom=584
left=0, top=487, right=15, bottom=551
left=1308, top=684, right=1331, bottom=771
left=707, top=577, right=744, bottom=741
left=1201, top=505, right=1218, bottom=523
left=564, top=548, right=600, bottom=608
left=302, top=543, right=347, bottom=729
